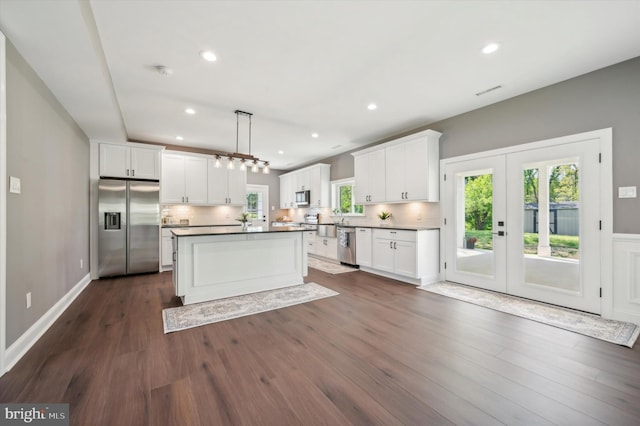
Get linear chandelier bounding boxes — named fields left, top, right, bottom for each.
left=213, top=110, right=269, bottom=174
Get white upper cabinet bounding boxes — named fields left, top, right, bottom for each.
left=353, top=129, right=441, bottom=204
left=99, top=143, right=161, bottom=180
left=385, top=134, right=438, bottom=202
left=353, top=149, right=386, bottom=204
left=161, top=151, right=207, bottom=204
left=279, top=174, right=295, bottom=209
left=279, top=164, right=331, bottom=208
left=207, top=159, right=247, bottom=205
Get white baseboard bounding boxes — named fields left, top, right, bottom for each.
left=4, top=273, right=92, bottom=372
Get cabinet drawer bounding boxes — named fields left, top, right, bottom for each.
left=373, top=229, right=416, bottom=242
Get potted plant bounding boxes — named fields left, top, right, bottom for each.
left=378, top=211, right=392, bottom=226
left=465, top=236, right=477, bottom=249
left=237, top=212, right=251, bottom=229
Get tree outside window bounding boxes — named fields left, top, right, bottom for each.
left=332, top=179, right=364, bottom=215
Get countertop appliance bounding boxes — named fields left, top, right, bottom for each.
left=98, top=178, right=160, bottom=277
left=295, top=190, right=311, bottom=206
left=338, top=227, right=357, bottom=266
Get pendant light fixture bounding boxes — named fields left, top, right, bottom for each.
left=214, top=110, right=270, bottom=173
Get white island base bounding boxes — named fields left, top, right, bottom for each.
left=172, top=227, right=307, bottom=305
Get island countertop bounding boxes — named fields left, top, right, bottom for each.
left=171, top=225, right=305, bottom=237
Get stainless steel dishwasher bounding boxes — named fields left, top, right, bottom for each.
left=337, top=227, right=357, bottom=266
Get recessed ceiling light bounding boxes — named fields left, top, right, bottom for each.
left=367, top=103, right=377, bottom=110
left=200, top=50, right=217, bottom=62
left=278, top=150, right=284, bottom=155
left=176, top=136, right=184, bottom=141
left=311, top=133, right=319, bottom=138
left=185, top=108, right=196, bottom=115
left=482, top=43, right=500, bottom=54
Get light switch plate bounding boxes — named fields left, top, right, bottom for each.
left=9, top=176, right=21, bottom=194
left=618, top=186, right=637, bottom=198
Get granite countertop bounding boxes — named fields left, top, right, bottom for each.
left=171, top=225, right=305, bottom=237
left=162, top=223, right=240, bottom=228
left=335, top=224, right=440, bottom=231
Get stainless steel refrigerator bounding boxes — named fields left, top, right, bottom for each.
left=98, top=179, right=160, bottom=277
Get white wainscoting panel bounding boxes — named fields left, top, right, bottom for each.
left=612, top=234, right=640, bottom=326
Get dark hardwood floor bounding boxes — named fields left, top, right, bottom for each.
left=2, top=268, right=640, bottom=425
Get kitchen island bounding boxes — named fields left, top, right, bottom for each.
left=171, top=226, right=307, bottom=305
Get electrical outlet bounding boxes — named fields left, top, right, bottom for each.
left=80, top=258, right=84, bottom=269
left=26, top=292, right=31, bottom=309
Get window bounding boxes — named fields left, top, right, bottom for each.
left=331, top=178, right=364, bottom=216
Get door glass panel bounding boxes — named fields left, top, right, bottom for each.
left=246, top=189, right=266, bottom=225
left=456, top=171, right=494, bottom=278
left=523, top=160, right=580, bottom=292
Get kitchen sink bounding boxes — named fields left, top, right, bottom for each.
left=317, top=224, right=336, bottom=238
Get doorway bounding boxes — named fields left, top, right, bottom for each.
left=443, top=130, right=609, bottom=314
left=246, top=184, right=269, bottom=226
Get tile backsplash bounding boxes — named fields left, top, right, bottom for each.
left=161, top=205, right=243, bottom=226
left=280, top=202, right=441, bottom=228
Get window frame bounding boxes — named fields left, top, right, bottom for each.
left=331, top=178, right=365, bottom=217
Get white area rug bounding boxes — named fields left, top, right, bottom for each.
left=308, top=256, right=358, bottom=274
left=162, top=282, right=338, bottom=333
left=419, top=281, right=640, bottom=348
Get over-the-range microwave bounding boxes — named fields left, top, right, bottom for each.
left=295, top=190, right=311, bottom=206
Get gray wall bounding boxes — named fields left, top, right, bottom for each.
left=429, top=57, right=640, bottom=234
left=247, top=169, right=284, bottom=212
left=319, top=56, right=640, bottom=234
left=6, top=41, right=90, bottom=346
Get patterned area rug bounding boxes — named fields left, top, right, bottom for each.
left=308, top=256, right=358, bottom=274
left=419, top=281, right=640, bottom=348
left=162, top=282, right=338, bottom=333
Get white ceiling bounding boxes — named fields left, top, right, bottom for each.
left=1, top=0, right=639, bottom=170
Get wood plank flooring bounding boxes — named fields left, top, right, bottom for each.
left=2, top=268, right=640, bottom=425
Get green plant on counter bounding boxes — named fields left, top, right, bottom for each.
left=378, top=211, right=392, bottom=220
left=237, top=212, right=251, bottom=223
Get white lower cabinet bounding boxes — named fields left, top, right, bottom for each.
left=161, top=229, right=174, bottom=270
left=365, top=228, right=439, bottom=285
left=316, top=237, right=337, bottom=260
left=304, top=231, right=317, bottom=255
left=355, top=227, right=372, bottom=267
left=306, top=232, right=337, bottom=260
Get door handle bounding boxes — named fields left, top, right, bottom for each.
left=389, top=241, right=393, bottom=249
left=132, top=169, right=135, bottom=177
left=126, top=169, right=130, bottom=176
left=492, top=231, right=506, bottom=236
left=393, top=242, right=397, bottom=249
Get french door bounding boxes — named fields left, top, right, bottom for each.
left=444, top=135, right=603, bottom=313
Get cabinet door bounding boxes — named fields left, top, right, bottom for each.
left=161, top=154, right=186, bottom=203
left=184, top=156, right=208, bottom=204
left=394, top=240, right=417, bottom=277
left=403, top=138, right=429, bottom=201
left=355, top=228, right=372, bottom=267
left=372, top=238, right=395, bottom=273
left=324, top=237, right=338, bottom=261
left=280, top=175, right=293, bottom=209
left=162, top=236, right=173, bottom=267
left=99, top=144, right=130, bottom=178
left=368, top=150, right=387, bottom=203
left=353, top=155, right=369, bottom=204
left=207, top=160, right=229, bottom=204
left=385, top=144, right=405, bottom=202
left=130, top=147, right=160, bottom=180
left=227, top=168, right=247, bottom=205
